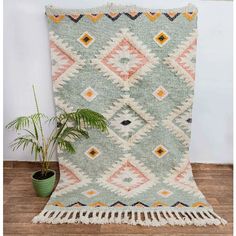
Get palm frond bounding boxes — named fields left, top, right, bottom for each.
left=6, top=116, right=31, bottom=130
left=23, top=129, right=36, bottom=139
left=57, top=138, right=76, bottom=154
left=30, top=113, right=48, bottom=124
left=59, top=127, right=89, bottom=140
left=10, top=135, right=40, bottom=151
left=72, top=109, right=107, bottom=131
left=5, top=113, right=47, bottom=131
left=46, top=116, right=58, bottom=124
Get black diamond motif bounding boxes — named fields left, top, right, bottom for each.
left=158, top=35, right=166, bottom=41
left=157, top=149, right=164, bottom=154
left=89, top=150, right=97, bottom=156
left=83, top=36, right=90, bottom=42
left=186, top=118, right=192, bottom=123
left=121, top=120, right=131, bottom=126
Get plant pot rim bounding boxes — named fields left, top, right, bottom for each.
left=31, top=169, right=56, bottom=182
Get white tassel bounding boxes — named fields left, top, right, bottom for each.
left=209, top=209, right=228, bottom=225
left=97, top=211, right=105, bottom=224
left=103, top=211, right=110, bottom=223
left=157, top=211, right=167, bottom=225
left=51, top=211, right=64, bottom=224
left=150, top=211, right=160, bottom=226
left=174, top=211, right=186, bottom=226
left=32, top=208, right=227, bottom=227
left=182, top=212, right=192, bottom=225
left=123, top=210, right=129, bottom=223
left=129, top=211, right=135, bottom=225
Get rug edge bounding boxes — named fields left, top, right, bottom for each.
left=32, top=207, right=227, bottom=226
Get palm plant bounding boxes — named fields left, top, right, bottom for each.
left=6, top=86, right=108, bottom=177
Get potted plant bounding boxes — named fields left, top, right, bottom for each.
left=6, top=86, right=108, bottom=197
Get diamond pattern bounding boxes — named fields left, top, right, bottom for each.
left=97, top=154, right=158, bottom=198
left=49, top=32, right=85, bottom=92
left=78, top=32, right=95, bottom=48
left=163, top=96, right=193, bottom=146
left=85, top=146, right=101, bottom=160
left=154, top=31, right=170, bottom=47
left=110, top=107, right=145, bottom=139
left=157, top=189, right=173, bottom=198
left=152, top=86, right=168, bottom=101
left=103, top=95, right=157, bottom=150
left=164, top=153, right=204, bottom=197
left=53, top=158, right=91, bottom=197
left=93, top=28, right=158, bottom=90
left=152, top=145, right=168, bottom=158
left=164, top=30, right=197, bottom=87
left=81, top=87, right=98, bottom=102
left=82, top=189, right=99, bottom=198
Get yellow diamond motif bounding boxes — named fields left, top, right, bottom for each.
left=78, top=32, right=94, bottom=48
left=153, top=86, right=168, bottom=101
left=154, top=31, right=170, bottom=47
left=153, top=145, right=168, bottom=158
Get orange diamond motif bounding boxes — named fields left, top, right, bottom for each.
left=78, top=32, right=94, bottom=48
left=82, top=189, right=99, bottom=198
left=153, top=86, right=168, bottom=101
left=85, top=146, right=101, bottom=160
left=81, top=87, right=97, bottom=102
left=157, top=189, right=173, bottom=198
left=153, top=145, right=168, bottom=158
left=154, top=31, right=170, bottom=47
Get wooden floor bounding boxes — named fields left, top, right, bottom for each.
left=4, top=162, right=233, bottom=236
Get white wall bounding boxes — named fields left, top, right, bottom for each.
left=3, top=0, right=233, bottom=163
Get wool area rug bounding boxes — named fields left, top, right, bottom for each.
left=33, top=4, right=227, bottom=226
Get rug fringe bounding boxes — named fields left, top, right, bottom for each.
left=45, top=3, right=197, bottom=15
left=32, top=208, right=227, bottom=226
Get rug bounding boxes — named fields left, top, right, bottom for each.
left=33, top=3, right=227, bottom=226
